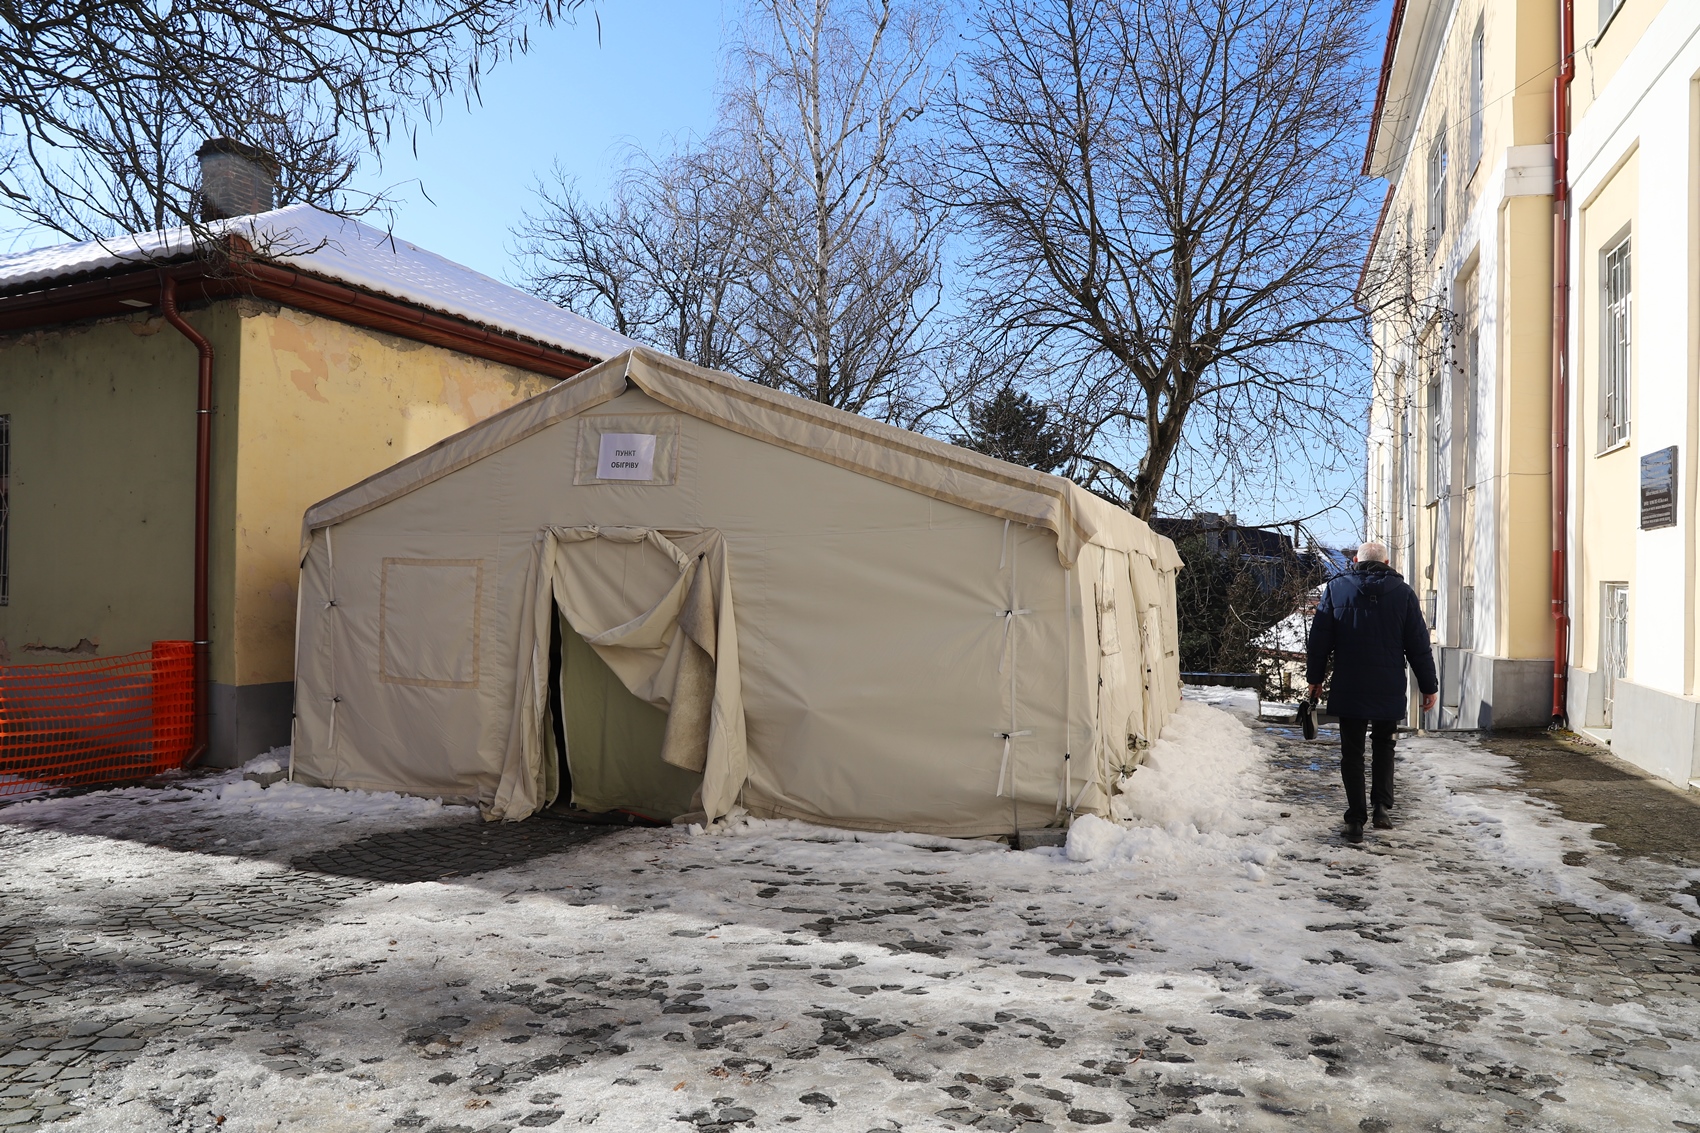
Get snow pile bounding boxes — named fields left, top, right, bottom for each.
left=1109, top=699, right=1276, bottom=834
left=1059, top=701, right=1284, bottom=892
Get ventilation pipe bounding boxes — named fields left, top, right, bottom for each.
left=1550, top=0, right=1575, bottom=726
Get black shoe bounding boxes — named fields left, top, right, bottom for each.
left=1344, top=822, right=1364, bottom=845
left=1372, top=808, right=1393, bottom=830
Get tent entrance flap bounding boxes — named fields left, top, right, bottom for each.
left=557, top=608, right=699, bottom=819
left=494, top=525, right=749, bottom=823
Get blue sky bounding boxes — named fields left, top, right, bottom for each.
left=350, top=0, right=730, bottom=281
left=1, top=0, right=1388, bottom=544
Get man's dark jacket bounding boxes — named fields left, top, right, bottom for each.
left=1305, top=561, right=1439, bottom=721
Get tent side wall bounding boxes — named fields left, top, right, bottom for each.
left=292, top=385, right=1182, bottom=835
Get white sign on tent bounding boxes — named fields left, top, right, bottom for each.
left=596, top=433, right=656, bottom=480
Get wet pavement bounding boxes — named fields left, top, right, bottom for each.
left=0, top=719, right=1697, bottom=1131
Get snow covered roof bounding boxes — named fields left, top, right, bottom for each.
left=0, top=204, right=636, bottom=362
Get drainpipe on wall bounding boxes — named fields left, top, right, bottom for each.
left=1550, top=0, right=1576, bottom=727
left=158, top=273, right=212, bottom=763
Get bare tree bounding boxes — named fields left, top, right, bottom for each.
left=515, top=148, right=756, bottom=372
left=517, top=0, right=947, bottom=425
left=1, top=0, right=577, bottom=239
left=944, top=0, right=1378, bottom=520
left=729, top=0, right=946, bottom=422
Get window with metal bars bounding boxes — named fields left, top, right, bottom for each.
left=1601, top=236, right=1632, bottom=449
left=0, top=415, right=9, bottom=606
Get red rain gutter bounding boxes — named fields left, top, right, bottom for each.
left=1550, top=0, right=1576, bottom=726
left=157, top=273, right=213, bottom=765
left=1362, top=0, right=1411, bottom=176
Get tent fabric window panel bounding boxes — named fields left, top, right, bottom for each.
left=572, top=415, right=683, bottom=486
left=378, top=558, right=484, bottom=688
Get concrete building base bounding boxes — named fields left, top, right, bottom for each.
left=209, top=681, right=293, bottom=768
left=1430, top=650, right=1553, bottom=731
left=1566, top=668, right=1700, bottom=788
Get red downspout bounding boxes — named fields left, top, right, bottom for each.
left=158, top=273, right=212, bottom=763
left=1550, top=0, right=1575, bottom=726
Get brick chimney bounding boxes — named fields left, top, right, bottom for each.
left=196, top=138, right=279, bottom=221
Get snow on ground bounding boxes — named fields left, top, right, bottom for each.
left=0, top=749, right=474, bottom=865
left=1179, top=684, right=1261, bottom=719
left=3, top=706, right=1699, bottom=1131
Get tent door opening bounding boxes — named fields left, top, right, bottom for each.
left=550, top=603, right=700, bottom=823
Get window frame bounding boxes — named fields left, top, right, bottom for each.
left=1427, top=129, right=1449, bottom=255
left=1468, top=20, right=1484, bottom=170
left=1600, top=232, right=1632, bottom=451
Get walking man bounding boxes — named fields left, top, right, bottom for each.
left=1305, top=541, right=1438, bottom=844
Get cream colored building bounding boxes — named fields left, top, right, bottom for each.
left=1362, top=0, right=1559, bottom=731
left=0, top=199, right=631, bottom=765
left=1559, top=0, right=1700, bottom=789
left=1364, top=0, right=1700, bottom=791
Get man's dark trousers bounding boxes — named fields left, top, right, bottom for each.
left=1337, top=718, right=1396, bottom=826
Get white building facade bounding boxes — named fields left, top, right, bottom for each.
left=1560, top=0, right=1700, bottom=791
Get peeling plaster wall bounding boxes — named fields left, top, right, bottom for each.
left=225, top=302, right=555, bottom=758
left=0, top=297, right=562, bottom=766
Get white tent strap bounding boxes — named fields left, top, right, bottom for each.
left=327, top=695, right=343, bottom=750
left=994, top=607, right=1032, bottom=674
left=324, top=526, right=341, bottom=759
left=993, top=730, right=1033, bottom=797
left=1069, top=776, right=1093, bottom=815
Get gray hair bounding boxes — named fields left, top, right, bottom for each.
left=1357, top=541, right=1390, bottom=564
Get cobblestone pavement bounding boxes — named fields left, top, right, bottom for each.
left=0, top=720, right=1698, bottom=1131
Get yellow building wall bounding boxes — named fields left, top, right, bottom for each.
left=1573, top=0, right=1670, bottom=120
left=1499, top=195, right=1554, bottom=659
left=0, top=306, right=238, bottom=663
left=230, top=303, right=556, bottom=691
left=1368, top=0, right=1557, bottom=662
left=1573, top=150, right=1640, bottom=675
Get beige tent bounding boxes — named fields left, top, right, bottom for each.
left=290, top=347, right=1183, bottom=837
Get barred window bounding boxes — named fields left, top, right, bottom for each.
left=1601, top=236, right=1632, bottom=449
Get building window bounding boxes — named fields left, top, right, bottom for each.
left=1426, top=362, right=1444, bottom=502
left=1427, top=131, right=1448, bottom=254
left=1464, top=328, right=1480, bottom=484
left=1601, top=235, right=1632, bottom=449
left=1601, top=582, right=1628, bottom=727
left=1469, top=21, right=1484, bottom=169
left=1599, top=0, right=1625, bottom=35
left=1460, top=585, right=1475, bottom=650
left=0, top=415, right=8, bottom=606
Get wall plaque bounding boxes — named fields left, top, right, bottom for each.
left=1640, top=445, right=1677, bottom=530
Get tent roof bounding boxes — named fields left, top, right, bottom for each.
left=0, top=204, right=636, bottom=363
left=300, top=347, right=1181, bottom=571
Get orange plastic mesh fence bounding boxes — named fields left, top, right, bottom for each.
left=0, top=641, right=196, bottom=798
